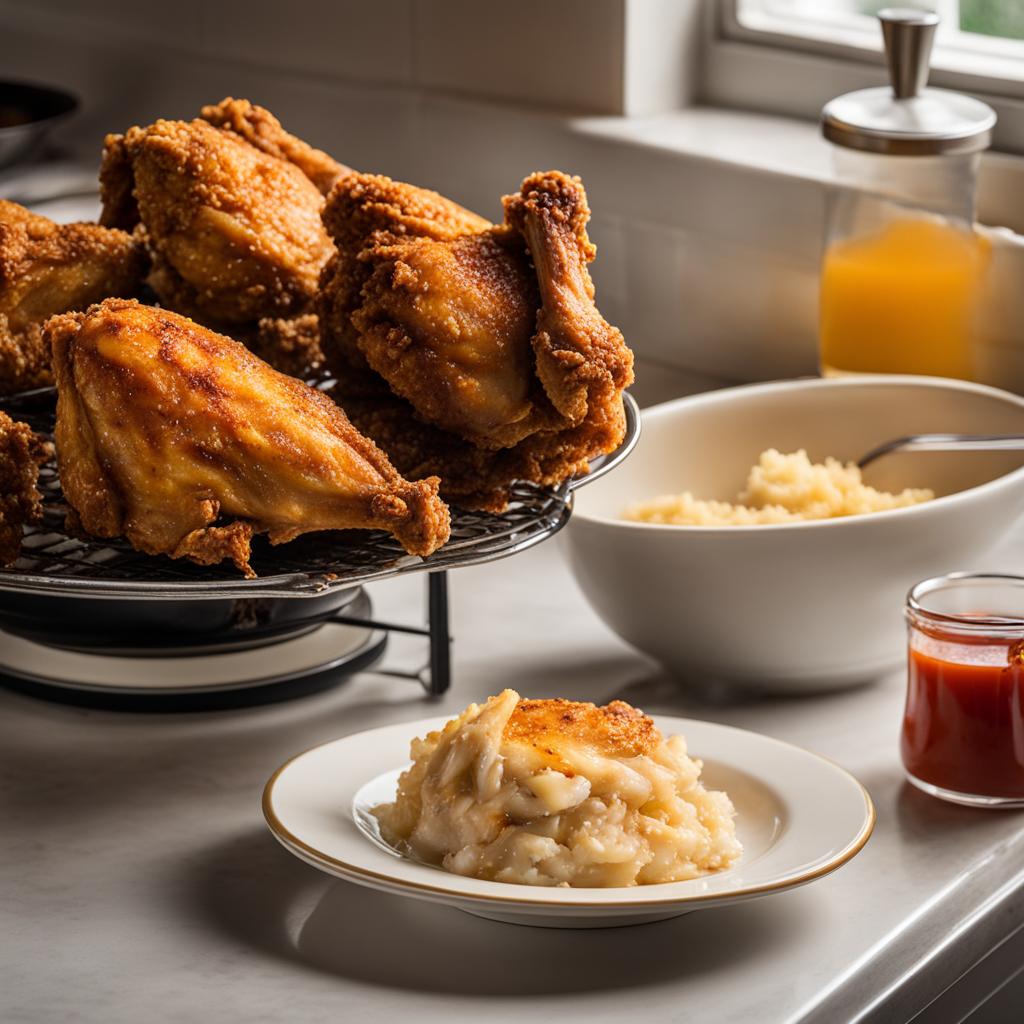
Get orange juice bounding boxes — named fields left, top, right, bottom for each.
left=820, top=217, right=990, bottom=379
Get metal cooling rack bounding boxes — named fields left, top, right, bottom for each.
left=0, top=389, right=640, bottom=600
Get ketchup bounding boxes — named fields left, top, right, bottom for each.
left=902, top=633, right=1024, bottom=799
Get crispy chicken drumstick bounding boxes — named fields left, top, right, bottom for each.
left=48, top=299, right=450, bottom=577
left=503, top=171, right=633, bottom=428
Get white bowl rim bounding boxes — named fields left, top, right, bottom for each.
left=578, top=374, right=1024, bottom=534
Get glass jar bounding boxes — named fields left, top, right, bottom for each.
left=819, top=8, right=996, bottom=380
left=902, top=573, right=1024, bottom=808
left=820, top=150, right=990, bottom=380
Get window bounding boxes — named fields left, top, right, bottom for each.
left=737, top=1, right=1024, bottom=45
left=704, top=0, right=1024, bottom=154
left=732, top=1, right=1024, bottom=82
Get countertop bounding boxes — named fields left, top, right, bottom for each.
left=3, top=368, right=1024, bottom=1023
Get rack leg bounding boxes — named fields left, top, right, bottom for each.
left=329, top=573, right=452, bottom=696
left=425, top=571, right=451, bottom=696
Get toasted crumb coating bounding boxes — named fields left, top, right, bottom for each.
left=199, top=96, right=351, bottom=196
left=0, top=409, right=52, bottom=564
left=249, top=313, right=324, bottom=378
left=0, top=200, right=145, bottom=394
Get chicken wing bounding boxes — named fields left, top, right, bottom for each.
left=0, top=200, right=145, bottom=394
left=318, top=172, right=491, bottom=390
left=0, top=409, right=52, bottom=565
left=48, top=299, right=450, bottom=577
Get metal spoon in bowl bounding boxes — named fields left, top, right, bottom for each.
left=857, top=434, right=1024, bottom=469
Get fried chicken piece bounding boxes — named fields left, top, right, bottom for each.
left=342, top=390, right=604, bottom=512
left=347, top=173, right=633, bottom=450
left=0, top=409, right=52, bottom=564
left=328, top=171, right=632, bottom=507
left=249, top=312, right=324, bottom=378
left=351, top=228, right=556, bottom=447
left=199, top=97, right=350, bottom=196
left=0, top=200, right=145, bottom=394
left=318, top=173, right=491, bottom=389
left=48, top=299, right=450, bottom=577
left=99, top=115, right=334, bottom=326
left=503, top=171, right=633, bottom=426
left=322, top=172, right=491, bottom=251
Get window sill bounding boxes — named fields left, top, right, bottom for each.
left=569, top=105, right=1024, bottom=236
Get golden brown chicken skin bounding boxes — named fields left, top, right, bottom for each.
left=325, top=171, right=633, bottom=509
left=503, top=171, right=634, bottom=428
left=351, top=228, right=553, bottom=447
left=48, top=299, right=450, bottom=577
left=199, top=97, right=350, bottom=196
left=0, top=200, right=145, bottom=394
left=0, top=409, right=52, bottom=565
left=318, top=172, right=492, bottom=390
left=99, top=114, right=334, bottom=327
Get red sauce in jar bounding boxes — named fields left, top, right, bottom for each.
left=902, top=632, right=1024, bottom=799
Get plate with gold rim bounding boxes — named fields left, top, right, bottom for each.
left=262, top=714, right=874, bottom=928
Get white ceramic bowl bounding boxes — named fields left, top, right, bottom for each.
left=565, top=376, right=1024, bottom=692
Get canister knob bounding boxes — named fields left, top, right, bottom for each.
left=879, top=7, right=939, bottom=99
left=821, top=7, right=995, bottom=156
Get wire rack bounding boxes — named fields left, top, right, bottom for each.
left=0, top=387, right=640, bottom=601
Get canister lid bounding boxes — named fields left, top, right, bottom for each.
left=821, top=8, right=996, bottom=156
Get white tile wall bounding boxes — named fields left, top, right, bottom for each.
left=201, top=0, right=415, bottom=86
left=0, top=0, right=202, bottom=44
left=412, top=0, right=626, bottom=114
left=619, top=219, right=818, bottom=381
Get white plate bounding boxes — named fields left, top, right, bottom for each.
left=263, top=714, right=874, bottom=928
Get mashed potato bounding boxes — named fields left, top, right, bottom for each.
left=624, top=448, right=934, bottom=526
left=373, top=690, right=741, bottom=888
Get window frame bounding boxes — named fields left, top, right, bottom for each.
left=703, top=0, right=1024, bottom=154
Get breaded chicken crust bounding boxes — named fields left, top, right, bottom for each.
left=0, top=200, right=145, bottom=394
left=0, top=409, right=52, bottom=564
